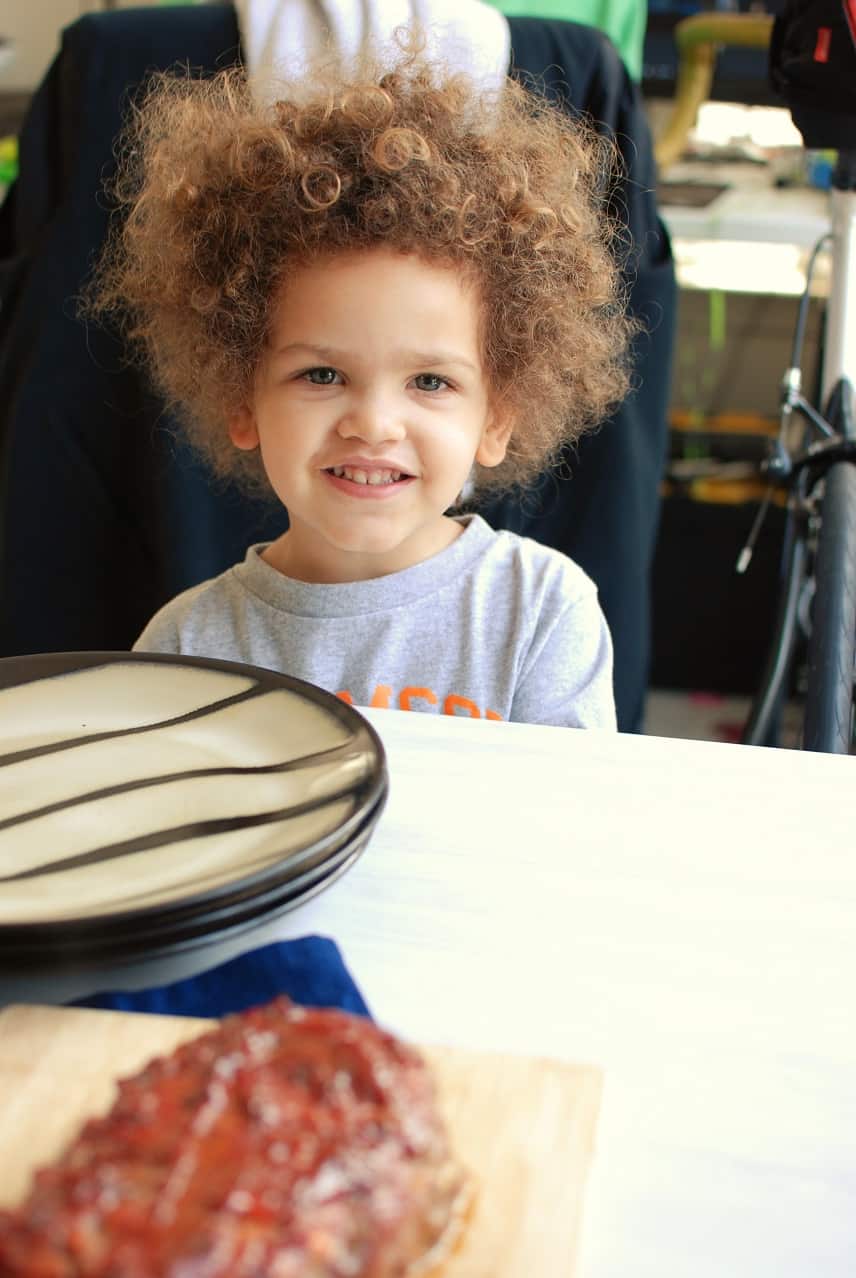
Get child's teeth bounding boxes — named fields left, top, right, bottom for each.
left=332, top=467, right=402, bottom=484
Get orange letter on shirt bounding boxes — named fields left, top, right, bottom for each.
left=443, top=694, right=481, bottom=718
left=399, top=686, right=438, bottom=712
left=370, top=685, right=392, bottom=709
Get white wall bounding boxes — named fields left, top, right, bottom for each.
left=0, top=2, right=98, bottom=91
left=0, top=1, right=182, bottom=92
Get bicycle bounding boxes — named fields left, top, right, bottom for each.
left=656, top=9, right=856, bottom=754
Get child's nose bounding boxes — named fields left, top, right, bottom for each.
left=336, top=395, right=406, bottom=444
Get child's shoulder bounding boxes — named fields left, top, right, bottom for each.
left=133, top=547, right=262, bottom=650
left=163, top=553, right=251, bottom=615
left=470, top=516, right=599, bottom=602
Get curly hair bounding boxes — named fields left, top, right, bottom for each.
left=86, top=60, right=636, bottom=496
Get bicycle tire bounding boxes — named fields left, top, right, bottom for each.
left=803, top=460, right=856, bottom=752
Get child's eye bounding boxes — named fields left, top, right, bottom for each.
left=302, top=367, right=341, bottom=385
left=413, top=373, right=449, bottom=393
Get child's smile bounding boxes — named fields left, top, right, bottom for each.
left=326, top=466, right=409, bottom=487
left=322, top=459, right=416, bottom=497
left=228, top=247, right=511, bottom=583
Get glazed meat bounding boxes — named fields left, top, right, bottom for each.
left=0, top=999, right=469, bottom=1277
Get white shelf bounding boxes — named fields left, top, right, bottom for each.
left=659, top=161, right=831, bottom=296
left=661, top=161, right=829, bottom=246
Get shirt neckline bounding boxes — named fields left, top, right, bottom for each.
left=232, top=514, right=495, bottom=618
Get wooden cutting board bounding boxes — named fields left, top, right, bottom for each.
left=0, top=1004, right=602, bottom=1276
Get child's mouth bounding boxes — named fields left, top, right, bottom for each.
left=326, top=466, right=411, bottom=486
left=323, top=466, right=415, bottom=496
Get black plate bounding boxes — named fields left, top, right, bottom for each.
left=0, top=652, right=387, bottom=963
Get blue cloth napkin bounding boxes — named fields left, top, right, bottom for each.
left=71, top=935, right=371, bottom=1020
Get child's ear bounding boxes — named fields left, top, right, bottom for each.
left=228, top=405, right=260, bottom=452
left=475, top=405, right=514, bottom=469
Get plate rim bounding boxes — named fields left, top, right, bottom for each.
left=0, top=651, right=387, bottom=941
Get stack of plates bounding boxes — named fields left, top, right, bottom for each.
left=0, top=652, right=387, bottom=966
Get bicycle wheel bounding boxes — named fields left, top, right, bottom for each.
left=803, top=459, right=856, bottom=752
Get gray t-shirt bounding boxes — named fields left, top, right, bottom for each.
left=134, top=515, right=616, bottom=729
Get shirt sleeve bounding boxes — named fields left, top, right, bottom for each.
left=132, top=605, right=183, bottom=654
left=509, top=584, right=617, bottom=730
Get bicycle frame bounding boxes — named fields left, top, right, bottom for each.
left=742, top=159, right=856, bottom=752
left=823, top=172, right=856, bottom=405
left=657, top=11, right=856, bottom=752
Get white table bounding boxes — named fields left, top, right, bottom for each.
left=4, top=712, right=855, bottom=1276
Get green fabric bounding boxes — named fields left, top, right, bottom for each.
left=484, top=0, right=646, bottom=80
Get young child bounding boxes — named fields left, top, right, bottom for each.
left=91, top=59, right=634, bottom=728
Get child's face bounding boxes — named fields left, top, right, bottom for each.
left=228, top=247, right=511, bottom=582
